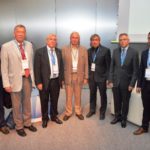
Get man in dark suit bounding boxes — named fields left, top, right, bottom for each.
left=109, top=33, right=139, bottom=128
left=34, top=34, right=64, bottom=128
left=133, top=32, right=150, bottom=135
left=86, top=34, right=111, bottom=120
left=0, top=47, right=9, bottom=134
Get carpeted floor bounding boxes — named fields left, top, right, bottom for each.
left=0, top=89, right=150, bottom=150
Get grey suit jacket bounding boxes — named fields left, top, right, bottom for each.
left=1, top=40, right=35, bottom=92
left=109, top=47, right=139, bottom=88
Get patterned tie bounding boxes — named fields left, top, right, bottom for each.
left=19, top=43, right=30, bottom=77
left=121, top=48, right=126, bottom=66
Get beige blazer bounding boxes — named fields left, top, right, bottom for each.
left=1, top=40, right=35, bottom=92
left=62, top=45, right=88, bottom=85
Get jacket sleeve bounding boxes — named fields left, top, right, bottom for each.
left=34, top=49, right=42, bottom=86
left=129, top=50, right=139, bottom=87
left=1, top=45, right=11, bottom=88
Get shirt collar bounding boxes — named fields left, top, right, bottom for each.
left=121, top=46, right=128, bottom=52
left=47, top=45, right=55, bottom=51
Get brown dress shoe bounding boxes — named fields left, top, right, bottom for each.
left=0, top=126, right=9, bottom=134
left=76, top=114, right=84, bottom=120
left=133, top=127, right=148, bottom=135
left=63, top=115, right=71, bottom=121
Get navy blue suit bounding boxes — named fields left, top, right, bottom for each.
left=137, top=49, right=150, bottom=131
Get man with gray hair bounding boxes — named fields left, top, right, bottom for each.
left=1, top=24, right=37, bottom=137
left=34, top=34, right=64, bottom=128
left=62, top=32, right=88, bottom=121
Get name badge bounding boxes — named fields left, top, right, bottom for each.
left=53, top=64, right=59, bottom=74
left=91, top=63, right=96, bottom=71
left=145, top=68, right=150, bottom=80
left=72, top=61, right=78, bottom=72
left=22, top=59, right=29, bottom=69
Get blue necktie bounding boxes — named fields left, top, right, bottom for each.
left=121, top=49, right=126, bottom=66
left=51, top=50, right=55, bottom=65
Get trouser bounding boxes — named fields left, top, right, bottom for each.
left=89, top=79, right=107, bottom=116
left=11, top=77, right=32, bottom=130
left=65, top=73, right=82, bottom=116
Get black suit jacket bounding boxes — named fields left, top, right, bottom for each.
left=137, top=49, right=149, bottom=88
left=34, top=46, right=64, bottom=90
left=88, top=45, right=111, bottom=82
left=109, top=47, right=139, bottom=88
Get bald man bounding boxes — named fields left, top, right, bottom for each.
left=34, top=34, right=64, bottom=128
left=62, top=32, right=88, bottom=121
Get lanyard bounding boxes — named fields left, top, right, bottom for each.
left=92, top=47, right=100, bottom=62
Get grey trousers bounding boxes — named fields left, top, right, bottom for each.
left=11, top=77, right=32, bottom=130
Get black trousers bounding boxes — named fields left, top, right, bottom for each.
left=89, top=79, right=107, bottom=115
left=112, top=86, right=131, bottom=121
left=39, top=78, right=60, bottom=121
left=141, top=82, right=150, bottom=131
left=0, top=77, right=6, bottom=128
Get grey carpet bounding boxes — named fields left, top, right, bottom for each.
left=0, top=89, right=150, bottom=150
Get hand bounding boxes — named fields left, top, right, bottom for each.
left=107, top=81, right=113, bottom=88
left=5, top=87, right=12, bottom=93
left=25, top=69, right=30, bottom=78
left=83, top=79, right=88, bottom=85
left=37, top=84, right=43, bottom=91
left=136, top=87, right=141, bottom=93
left=128, top=86, right=133, bottom=92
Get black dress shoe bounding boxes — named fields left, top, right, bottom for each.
left=0, top=126, right=9, bottom=134
left=16, top=129, right=27, bottom=137
left=42, top=120, right=48, bottom=128
left=51, top=117, right=63, bottom=124
left=86, top=111, right=95, bottom=118
left=63, top=115, right=71, bottom=121
left=100, top=114, right=105, bottom=120
left=76, top=114, right=84, bottom=120
left=110, top=117, right=121, bottom=124
left=121, top=120, right=127, bottom=128
left=24, top=125, right=37, bottom=132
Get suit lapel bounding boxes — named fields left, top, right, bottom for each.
left=122, top=47, right=130, bottom=66
left=144, top=49, right=149, bottom=67
left=12, top=41, right=22, bottom=61
left=117, top=48, right=122, bottom=66
left=44, top=47, right=51, bottom=73
left=55, top=48, right=60, bottom=69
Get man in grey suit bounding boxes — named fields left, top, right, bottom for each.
left=1, top=24, right=37, bottom=137
left=109, top=33, right=139, bottom=128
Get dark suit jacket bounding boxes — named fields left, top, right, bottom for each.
left=34, top=46, right=64, bottom=90
left=88, top=45, right=111, bottom=82
left=137, top=49, right=149, bottom=88
left=109, top=47, right=139, bottom=88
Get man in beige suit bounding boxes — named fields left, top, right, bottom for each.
left=1, top=24, right=37, bottom=137
left=62, top=32, right=88, bottom=121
